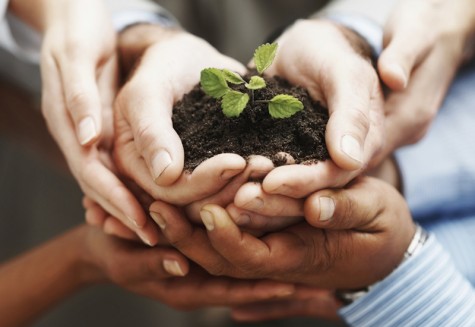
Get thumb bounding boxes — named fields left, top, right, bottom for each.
left=303, top=177, right=387, bottom=229
left=378, top=28, right=431, bottom=91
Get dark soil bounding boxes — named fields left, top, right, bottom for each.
left=172, top=74, right=329, bottom=171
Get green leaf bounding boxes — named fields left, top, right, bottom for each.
left=200, top=68, right=229, bottom=98
left=222, top=91, right=250, bottom=118
left=245, top=76, right=266, bottom=90
left=253, top=42, right=278, bottom=74
left=268, top=94, right=304, bottom=119
left=222, top=69, right=245, bottom=84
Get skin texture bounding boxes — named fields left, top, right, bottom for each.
left=257, top=19, right=385, bottom=199
left=0, top=225, right=295, bottom=327
left=9, top=0, right=153, bottom=243
left=231, top=287, right=341, bottom=322
left=374, top=0, right=475, bottom=162
left=150, top=177, right=416, bottom=290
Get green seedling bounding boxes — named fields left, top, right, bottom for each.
left=200, top=43, right=304, bottom=118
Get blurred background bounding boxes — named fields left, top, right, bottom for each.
left=0, top=0, right=344, bottom=326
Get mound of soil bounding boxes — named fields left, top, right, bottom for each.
left=172, top=74, right=329, bottom=170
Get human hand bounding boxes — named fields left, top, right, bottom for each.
left=114, top=24, right=247, bottom=200
left=30, top=0, right=153, bottom=243
left=374, top=0, right=475, bottom=162
left=231, top=286, right=341, bottom=322
left=151, top=177, right=415, bottom=290
left=78, top=225, right=295, bottom=310
left=253, top=19, right=384, bottom=199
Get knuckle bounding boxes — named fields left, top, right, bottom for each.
left=206, top=262, right=228, bottom=277
left=66, top=89, right=90, bottom=114
left=135, top=123, right=157, bottom=154
left=346, top=108, right=371, bottom=136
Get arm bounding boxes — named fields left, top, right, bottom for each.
left=0, top=227, right=87, bottom=327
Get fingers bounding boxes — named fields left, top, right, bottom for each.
left=156, top=154, right=246, bottom=205
left=381, top=47, right=457, bottom=156
left=378, top=2, right=433, bottom=91
left=116, top=75, right=184, bottom=186
left=234, top=182, right=304, bottom=216
left=226, top=203, right=302, bottom=234
left=154, top=272, right=295, bottom=310
left=41, top=53, right=158, bottom=245
left=324, top=59, right=382, bottom=171
left=262, top=162, right=357, bottom=198
left=120, top=246, right=189, bottom=279
left=149, top=201, right=227, bottom=273
left=231, top=288, right=340, bottom=322
left=58, top=58, right=103, bottom=145
left=103, top=217, right=140, bottom=241
left=184, top=155, right=274, bottom=222
left=303, top=177, right=394, bottom=229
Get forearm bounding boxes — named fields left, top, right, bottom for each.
left=0, top=226, right=94, bottom=327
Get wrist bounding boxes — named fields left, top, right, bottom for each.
left=328, top=20, right=375, bottom=65
left=118, top=23, right=182, bottom=78
left=336, top=224, right=428, bottom=305
left=75, top=226, right=108, bottom=286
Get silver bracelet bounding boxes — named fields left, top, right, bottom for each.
left=336, top=224, right=429, bottom=305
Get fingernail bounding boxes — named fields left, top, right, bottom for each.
left=78, top=116, right=97, bottom=145
left=137, top=230, right=155, bottom=247
left=319, top=197, right=335, bottom=221
left=163, top=259, right=185, bottom=276
left=341, top=135, right=363, bottom=164
left=127, top=216, right=141, bottom=229
left=389, top=63, right=407, bottom=88
left=221, top=169, right=241, bottom=180
left=200, top=209, right=215, bottom=231
left=151, top=151, right=172, bottom=182
left=150, top=212, right=166, bottom=230
left=242, top=197, right=264, bottom=211
left=235, top=214, right=251, bottom=226
left=275, top=286, right=295, bottom=297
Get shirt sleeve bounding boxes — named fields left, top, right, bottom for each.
left=0, top=1, right=41, bottom=63
left=0, top=0, right=179, bottom=64
left=317, top=0, right=398, bottom=27
left=312, top=0, right=399, bottom=55
left=105, top=0, right=179, bottom=31
left=339, top=234, right=475, bottom=327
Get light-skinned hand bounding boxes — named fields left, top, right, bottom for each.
left=114, top=24, right=247, bottom=194
left=256, top=19, right=384, bottom=199
left=374, top=0, right=475, bottom=162
left=9, top=0, right=152, bottom=242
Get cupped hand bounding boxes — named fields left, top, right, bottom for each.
left=374, top=0, right=475, bottom=162
left=39, top=0, right=152, bottom=243
left=114, top=24, right=247, bottom=196
left=79, top=225, right=295, bottom=311
left=151, top=177, right=415, bottom=290
left=257, top=19, right=384, bottom=198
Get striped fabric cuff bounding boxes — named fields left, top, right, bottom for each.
left=339, top=235, right=475, bottom=326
